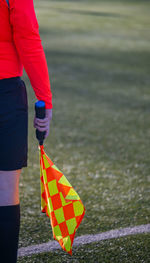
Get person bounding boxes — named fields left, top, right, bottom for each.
left=0, top=0, right=53, bottom=262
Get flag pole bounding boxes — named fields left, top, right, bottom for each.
left=35, top=100, right=46, bottom=146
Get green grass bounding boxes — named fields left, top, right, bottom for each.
left=18, top=234, right=150, bottom=263
left=18, top=0, right=150, bottom=262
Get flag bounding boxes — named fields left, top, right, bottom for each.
left=39, top=144, right=85, bottom=255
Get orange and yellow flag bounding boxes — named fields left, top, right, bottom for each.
left=39, top=145, right=85, bottom=255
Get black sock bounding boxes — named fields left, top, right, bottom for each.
left=0, top=204, right=20, bottom=263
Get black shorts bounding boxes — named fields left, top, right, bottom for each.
left=0, top=77, right=28, bottom=171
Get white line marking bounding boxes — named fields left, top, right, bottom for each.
left=18, top=224, right=150, bottom=257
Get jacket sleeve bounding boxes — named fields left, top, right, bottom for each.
left=9, top=0, right=52, bottom=109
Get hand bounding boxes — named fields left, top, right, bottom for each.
left=34, top=109, right=52, bottom=139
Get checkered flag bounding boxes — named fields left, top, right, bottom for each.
left=39, top=145, right=85, bottom=255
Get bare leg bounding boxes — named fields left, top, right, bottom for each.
left=0, top=169, right=21, bottom=206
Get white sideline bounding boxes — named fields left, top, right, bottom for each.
left=18, top=224, right=150, bottom=257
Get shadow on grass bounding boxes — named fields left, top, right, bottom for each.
left=44, top=49, right=150, bottom=112
left=52, top=0, right=150, bottom=2
left=49, top=7, right=124, bottom=18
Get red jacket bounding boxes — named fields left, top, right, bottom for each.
left=0, top=0, right=52, bottom=109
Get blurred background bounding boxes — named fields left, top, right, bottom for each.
left=18, top=0, right=150, bottom=262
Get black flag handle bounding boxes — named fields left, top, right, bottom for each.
left=35, top=101, right=46, bottom=145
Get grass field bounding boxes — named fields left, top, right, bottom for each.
left=18, top=0, right=150, bottom=262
